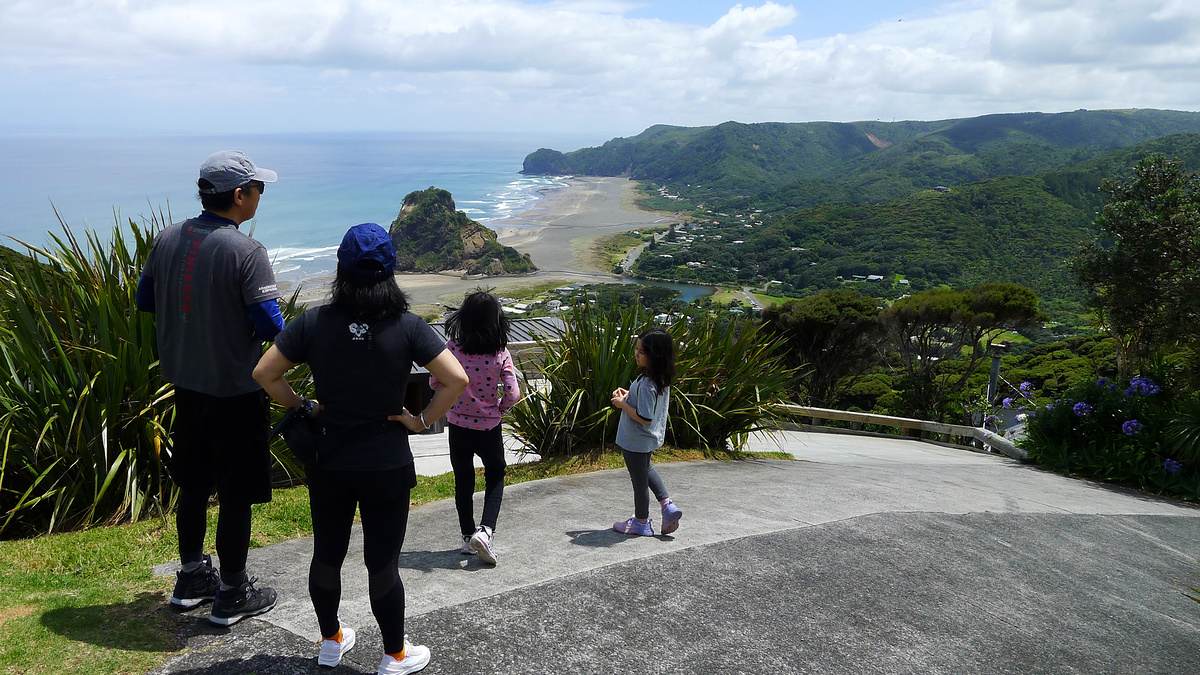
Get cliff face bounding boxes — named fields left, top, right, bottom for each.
left=388, top=187, right=537, bottom=276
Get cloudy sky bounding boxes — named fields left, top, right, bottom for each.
left=2, top=0, right=1198, bottom=137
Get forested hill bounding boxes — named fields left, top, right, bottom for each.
left=388, top=188, right=536, bottom=276
left=628, top=134, right=1200, bottom=311
left=522, top=109, right=1200, bottom=207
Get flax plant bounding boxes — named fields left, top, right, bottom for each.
left=509, top=299, right=797, bottom=456
left=668, top=312, right=795, bottom=451
left=508, top=297, right=643, bottom=455
left=0, top=214, right=309, bottom=538
left=0, top=216, right=172, bottom=537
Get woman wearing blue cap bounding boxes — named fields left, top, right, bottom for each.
left=254, top=223, right=468, bottom=675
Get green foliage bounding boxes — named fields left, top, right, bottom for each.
left=0, top=218, right=310, bottom=538
left=1164, top=393, right=1200, bottom=464
left=0, top=221, right=172, bottom=538
left=666, top=311, right=796, bottom=451
left=389, top=187, right=536, bottom=275
left=761, top=289, right=886, bottom=406
left=1073, top=154, right=1200, bottom=376
left=508, top=299, right=796, bottom=455
left=880, top=283, right=1042, bottom=420
left=1021, top=375, right=1200, bottom=499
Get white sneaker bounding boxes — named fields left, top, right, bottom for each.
left=470, top=527, right=497, bottom=565
left=459, top=535, right=475, bottom=555
left=377, top=638, right=431, bottom=674
left=317, top=625, right=355, bottom=667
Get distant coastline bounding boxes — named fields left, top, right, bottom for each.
left=283, top=176, right=681, bottom=311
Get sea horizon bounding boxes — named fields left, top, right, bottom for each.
left=0, top=130, right=603, bottom=285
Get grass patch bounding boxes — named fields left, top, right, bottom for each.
left=580, top=231, right=646, bottom=272
left=0, top=449, right=788, bottom=674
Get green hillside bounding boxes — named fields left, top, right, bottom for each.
left=630, top=133, right=1200, bottom=312
left=524, top=109, right=1200, bottom=207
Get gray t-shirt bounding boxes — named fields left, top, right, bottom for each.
left=143, top=214, right=279, bottom=397
left=615, top=375, right=670, bottom=453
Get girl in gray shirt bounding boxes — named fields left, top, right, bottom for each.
left=611, top=328, right=684, bottom=536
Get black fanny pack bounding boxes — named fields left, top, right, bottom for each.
left=271, top=408, right=399, bottom=468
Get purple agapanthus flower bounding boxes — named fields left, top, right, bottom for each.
left=1165, top=458, right=1183, bottom=474
left=984, top=414, right=999, bottom=425
left=1073, top=401, right=1093, bottom=416
left=1096, top=377, right=1109, bottom=387
left=1125, top=377, right=1161, bottom=397
left=1122, top=419, right=1143, bottom=436
left=1002, top=397, right=1015, bottom=409
left=1019, top=381, right=1034, bottom=393
left=1045, top=403, right=1055, bottom=411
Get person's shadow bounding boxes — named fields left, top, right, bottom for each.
left=400, top=547, right=491, bottom=573
left=144, top=654, right=326, bottom=674
left=39, top=592, right=183, bottom=653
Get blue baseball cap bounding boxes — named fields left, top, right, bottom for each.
left=337, top=223, right=396, bottom=279
left=198, top=150, right=278, bottom=193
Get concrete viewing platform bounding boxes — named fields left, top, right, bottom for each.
left=152, top=430, right=1200, bottom=674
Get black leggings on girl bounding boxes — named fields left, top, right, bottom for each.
left=622, top=449, right=669, bottom=521
left=307, top=464, right=415, bottom=654
left=448, top=423, right=507, bottom=535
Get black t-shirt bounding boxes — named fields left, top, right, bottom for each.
left=274, top=305, right=446, bottom=470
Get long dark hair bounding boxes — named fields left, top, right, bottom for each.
left=638, top=327, right=676, bottom=395
left=329, top=262, right=409, bottom=320
left=445, top=289, right=510, bottom=355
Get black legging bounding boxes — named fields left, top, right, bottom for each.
left=177, top=487, right=252, bottom=586
left=448, top=423, right=507, bottom=536
left=623, top=449, right=669, bottom=521
left=307, top=465, right=413, bottom=654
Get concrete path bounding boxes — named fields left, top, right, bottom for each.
left=151, top=430, right=1200, bottom=674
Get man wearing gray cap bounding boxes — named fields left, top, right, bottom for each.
left=136, top=150, right=283, bottom=625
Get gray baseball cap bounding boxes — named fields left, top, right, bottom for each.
left=197, top=151, right=278, bottom=193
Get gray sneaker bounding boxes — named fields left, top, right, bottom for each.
left=169, top=554, right=219, bottom=609
left=209, top=576, right=277, bottom=626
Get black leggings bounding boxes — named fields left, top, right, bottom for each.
left=307, top=465, right=415, bottom=654
left=623, top=449, right=669, bottom=521
left=448, top=423, right=507, bottom=536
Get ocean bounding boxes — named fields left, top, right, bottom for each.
left=0, top=131, right=599, bottom=286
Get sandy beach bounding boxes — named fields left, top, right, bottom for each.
left=285, top=177, right=678, bottom=311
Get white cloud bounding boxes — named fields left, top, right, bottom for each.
left=1, top=0, right=1198, bottom=133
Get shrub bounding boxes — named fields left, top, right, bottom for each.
left=0, top=218, right=308, bottom=538
left=0, top=221, right=170, bottom=537
left=1020, top=375, right=1200, bottom=499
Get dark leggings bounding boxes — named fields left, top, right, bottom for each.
left=307, top=466, right=414, bottom=654
left=177, top=488, right=252, bottom=586
left=449, top=423, right=507, bottom=536
left=623, top=449, right=669, bottom=521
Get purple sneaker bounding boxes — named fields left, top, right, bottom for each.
left=661, top=501, right=683, bottom=535
left=614, top=517, right=654, bottom=536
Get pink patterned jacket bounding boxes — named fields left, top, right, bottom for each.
left=430, top=340, right=521, bottom=430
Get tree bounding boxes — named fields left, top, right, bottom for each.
left=762, top=289, right=886, bottom=407
left=1073, top=154, right=1200, bottom=377
left=879, top=282, right=1042, bottom=420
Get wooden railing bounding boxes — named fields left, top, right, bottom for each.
left=779, top=405, right=1026, bottom=460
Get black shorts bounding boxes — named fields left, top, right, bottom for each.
left=167, top=387, right=272, bottom=506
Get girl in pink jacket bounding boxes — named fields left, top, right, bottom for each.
left=431, top=290, right=521, bottom=564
